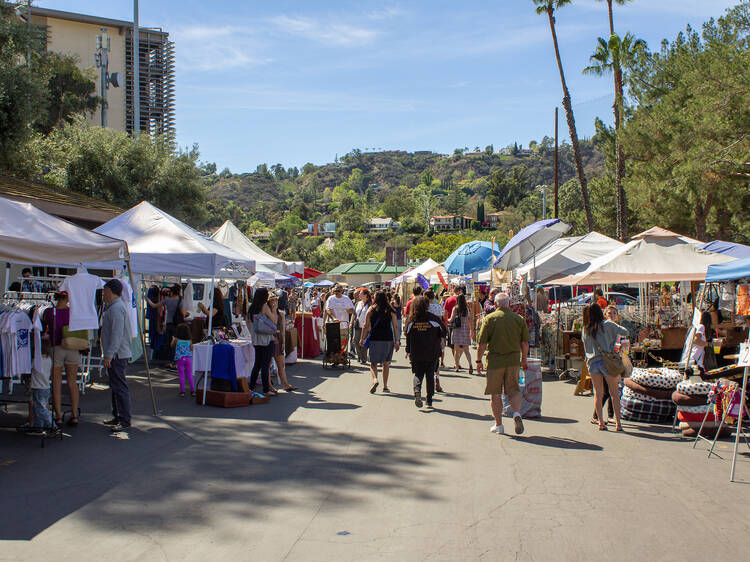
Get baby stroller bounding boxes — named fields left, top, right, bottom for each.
left=323, top=321, right=350, bottom=368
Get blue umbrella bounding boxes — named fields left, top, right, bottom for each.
left=495, top=219, right=571, bottom=271
left=444, top=240, right=502, bottom=275
left=303, top=281, right=314, bottom=287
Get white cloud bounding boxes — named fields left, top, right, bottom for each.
left=269, top=15, right=380, bottom=46
left=171, top=25, right=271, bottom=72
left=367, top=5, right=404, bottom=21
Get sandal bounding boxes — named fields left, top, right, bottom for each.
left=598, top=424, right=608, bottom=431
left=370, top=381, right=378, bottom=394
left=614, top=425, right=624, bottom=432
left=590, top=418, right=599, bottom=425
left=67, top=417, right=79, bottom=427
left=284, top=386, right=298, bottom=392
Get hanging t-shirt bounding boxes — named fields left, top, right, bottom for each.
left=60, top=272, right=104, bottom=331
left=119, top=278, right=139, bottom=338
left=32, top=308, right=43, bottom=374
left=7, top=311, right=33, bottom=376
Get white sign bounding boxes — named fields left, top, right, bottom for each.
left=738, top=343, right=750, bottom=367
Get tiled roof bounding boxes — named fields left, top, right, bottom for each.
left=328, top=261, right=410, bottom=275
left=0, top=174, right=123, bottom=224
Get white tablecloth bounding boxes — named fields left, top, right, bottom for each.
left=192, top=339, right=255, bottom=380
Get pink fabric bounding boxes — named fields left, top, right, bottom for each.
left=177, top=356, right=194, bottom=393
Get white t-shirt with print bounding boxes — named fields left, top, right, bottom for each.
left=119, top=278, right=139, bottom=337
left=326, top=295, right=354, bottom=323
left=60, top=272, right=104, bottom=331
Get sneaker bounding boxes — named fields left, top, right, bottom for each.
left=490, top=424, right=504, bottom=434
left=414, top=393, right=423, bottom=408
left=426, top=399, right=433, bottom=408
left=513, top=415, right=524, bottom=435
left=102, top=418, right=119, bottom=426
left=110, top=423, right=131, bottom=433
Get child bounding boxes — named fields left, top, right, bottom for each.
left=172, top=323, right=195, bottom=397
left=30, top=357, right=54, bottom=430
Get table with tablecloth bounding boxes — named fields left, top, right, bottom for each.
left=295, top=314, right=321, bottom=358
left=192, top=339, right=256, bottom=385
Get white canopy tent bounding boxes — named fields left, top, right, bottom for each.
left=516, top=232, right=624, bottom=284
left=0, top=197, right=160, bottom=415
left=95, top=202, right=257, bottom=406
left=210, top=220, right=302, bottom=274
left=546, top=228, right=735, bottom=285
left=391, top=258, right=445, bottom=285
left=94, top=202, right=255, bottom=278
left=0, top=196, right=128, bottom=266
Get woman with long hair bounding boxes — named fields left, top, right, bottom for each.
left=359, top=290, right=400, bottom=394
left=582, top=303, right=629, bottom=431
left=247, top=287, right=278, bottom=396
left=268, top=294, right=298, bottom=392
left=199, top=286, right=228, bottom=329
left=43, top=291, right=80, bottom=426
left=448, top=294, right=474, bottom=373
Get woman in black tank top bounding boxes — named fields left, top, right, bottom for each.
left=360, top=291, right=400, bottom=394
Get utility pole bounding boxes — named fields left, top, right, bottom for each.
left=95, top=28, right=110, bottom=127
left=536, top=185, right=548, bottom=221
left=133, top=0, right=140, bottom=137
left=554, top=107, right=559, bottom=219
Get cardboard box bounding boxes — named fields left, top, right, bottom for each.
left=195, top=388, right=250, bottom=408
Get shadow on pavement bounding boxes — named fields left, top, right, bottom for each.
left=535, top=416, right=579, bottom=424
left=512, top=435, right=603, bottom=450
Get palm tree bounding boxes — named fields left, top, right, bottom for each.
left=596, top=0, right=633, bottom=36
left=594, top=0, right=633, bottom=239
left=584, top=33, right=645, bottom=240
left=533, top=0, right=594, bottom=232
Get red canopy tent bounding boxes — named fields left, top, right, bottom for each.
left=291, top=267, right=324, bottom=279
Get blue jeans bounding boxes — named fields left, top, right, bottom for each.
left=32, top=388, right=53, bottom=428
left=588, top=357, right=609, bottom=376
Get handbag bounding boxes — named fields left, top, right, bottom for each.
left=451, top=314, right=461, bottom=328
left=591, top=337, right=626, bottom=377
left=62, top=325, right=89, bottom=351
left=253, top=313, right=277, bottom=335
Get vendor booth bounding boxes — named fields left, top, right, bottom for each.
left=0, top=196, right=147, bottom=438
left=95, top=202, right=257, bottom=405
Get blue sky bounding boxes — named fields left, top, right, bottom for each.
left=38, top=0, right=739, bottom=172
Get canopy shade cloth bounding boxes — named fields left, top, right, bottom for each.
left=95, top=202, right=254, bottom=277
left=210, top=220, right=302, bottom=274
left=290, top=267, right=324, bottom=279
left=0, top=196, right=128, bottom=265
left=247, top=270, right=299, bottom=288
left=495, top=219, right=572, bottom=271
left=516, top=232, right=624, bottom=284
left=546, top=228, right=734, bottom=285
left=706, top=257, right=750, bottom=282
left=392, top=258, right=446, bottom=285
left=700, top=240, right=750, bottom=260
left=445, top=241, right=502, bottom=275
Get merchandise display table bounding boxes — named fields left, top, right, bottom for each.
left=295, top=314, right=321, bottom=358
left=192, top=338, right=255, bottom=382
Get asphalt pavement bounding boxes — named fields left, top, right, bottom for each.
left=1, top=346, right=750, bottom=561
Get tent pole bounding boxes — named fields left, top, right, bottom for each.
left=730, top=361, right=749, bottom=481
left=203, top=274, right=216, bottom=405
left=126, top=259, right=157, bottom=416
left=301, top=263, right=305, bottom=361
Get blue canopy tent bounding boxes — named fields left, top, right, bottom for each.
left=444, top=240, right=501, bottom=275
left=495, top=219, right=571, bottom=273
left=706, top=258, right=750, bottom=282
left=315, top=279, right=335, bottom=287
left=701, top=241, right=750, bottom=260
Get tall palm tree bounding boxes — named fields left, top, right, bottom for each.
left=533, top=0, right=594, bottom=232
left=584, top=33, right=645, bottom=240
left=596, top=0, right=633, bottom=36
left=594, top=0, right=633, bottom=239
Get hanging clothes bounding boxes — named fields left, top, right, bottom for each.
left=60, top=269, right=104, bottom=331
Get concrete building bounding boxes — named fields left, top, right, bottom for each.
left=28, top=6, right=175, bottom=141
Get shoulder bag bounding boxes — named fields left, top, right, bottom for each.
left=591, top=336, right=625, bottom=377
left=253, top=313, right=278, bottom=335
left=62, top=325, right=89, bottom=351
left=363, top=316, right=381, bottom=349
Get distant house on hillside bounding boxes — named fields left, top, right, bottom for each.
left=297, top=222, right=336, bottom=237
left=430, top=215, right=473, bottom=231
left=485, top=211, right=504, bottom=226
left=365, top=217, right=400, bottom=232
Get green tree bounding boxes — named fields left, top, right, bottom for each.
left=444, top=182, right=467, bottom=216
left=35, top=52, right=99, bottom=134
left=381, top=186, right=415, bottom=220
left=270, top=214, right=305, bottom=253
left=622, top=4, right=750, bottom=240
left=584, top=32, right=646, bottom=239
left=534, top=0, right=594, bottom=231
left=415, top=183, right=438, bottom=232
left=487, top=165, right=529, bottom=210
left=477, top=200, right=485, bottom=223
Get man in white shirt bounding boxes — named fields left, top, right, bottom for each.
left=325, top=286, right=355, bottom=324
